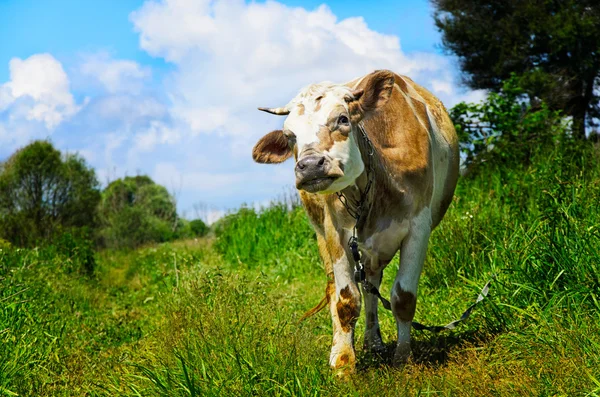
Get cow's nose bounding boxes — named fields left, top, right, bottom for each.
left=296, top=155, right=326, bottom=171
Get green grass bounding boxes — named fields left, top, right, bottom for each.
left=1, top=140, right=600, bottom=396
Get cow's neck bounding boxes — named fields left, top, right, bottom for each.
left=336, top=124, right=383, bottom=233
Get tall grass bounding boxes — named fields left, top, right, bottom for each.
left=213, top=201, right=320, bottom=280
left=1, top=139, right=599, bottom=395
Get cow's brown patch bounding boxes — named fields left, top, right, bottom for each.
left=339, top=286, right=353, bottom=300
left=297, top=103, right=305, bottom=115
left=326, top=279, right=336, bottom=301
left=315, top=125, right=334, bottom=151
left=394, top=74, right=409, bottom=93
left=346, top=70, right=395, bottom=124
left=391, top=284, right=416, bottom=322
left=252, top=130, right=293, bottom=164
left=301, top=192, right=324, bottom=228
left=323, top=217, right=344, bottom=264
left=338, top=353, right=349, bottom=366
left=336, top=286, right=359, bottom=332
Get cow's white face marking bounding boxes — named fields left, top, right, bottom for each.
left=283, top=82, right=365, bottom=194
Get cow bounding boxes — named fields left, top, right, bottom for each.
left=252, top=70, right=459, bottom=372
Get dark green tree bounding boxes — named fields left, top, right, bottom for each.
left=189, top=219, right=209, bottom=237
left=433, top=0, right=600, bottom=139
left=98, top=175, right=179, bottom=248
left=0, top=140, right=101, bottom=246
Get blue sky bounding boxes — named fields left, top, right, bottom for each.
left=0, top=0, right=482, bottom=222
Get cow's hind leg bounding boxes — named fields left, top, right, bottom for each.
left=328, top=256, right=361, bottom=373
left=391, top=209, right=431, bottom=364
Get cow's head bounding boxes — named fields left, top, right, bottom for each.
left=252, top=70, right=395, bottom=194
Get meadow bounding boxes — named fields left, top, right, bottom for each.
left=2, top=138, right=600, bottom=396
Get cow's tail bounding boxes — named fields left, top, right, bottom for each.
left=298, top=294, right=329, bottom=322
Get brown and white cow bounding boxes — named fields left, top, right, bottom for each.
left=252, top=70, right=459, bottom=371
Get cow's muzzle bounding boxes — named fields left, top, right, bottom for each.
left=295, top=155, right=339, bottom=193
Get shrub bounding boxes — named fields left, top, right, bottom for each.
left=189, top=219, right=209, bottom=237
left=450, top=76, right=568, bottom=172
left=97, top=176, right=180, bottom=249
left=0, top=238, right=11, bottom=251
left=44, top=229, right=97, bottom=275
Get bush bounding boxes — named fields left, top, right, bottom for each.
left=0, top=140, right=101, bottom=247
left=0, top=238, right=11, bottom=251
left=44, top=229, right=97, bottom=275
left=97, top=176, right=180, bottom=249
left=189, top=219, right=209, bottom=237
left=450, top=75, right=568, bottom=172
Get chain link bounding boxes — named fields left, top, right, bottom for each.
left=336, top=122, right=375, bottom=237
left=336, top=122, right=377, bottom=286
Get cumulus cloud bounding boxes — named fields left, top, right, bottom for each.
left=124, top=0, right=488, bottom=211
left=80, top=52, right=151, bottom=94
left=130, top=0, right=471, bottom=140
left=0, top=54, right=80, bottom=130
left=135, top=120, right=180, bottom=152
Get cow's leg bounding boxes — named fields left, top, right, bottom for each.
left=391, top=209, right=431, bottom=364
left=363, top=257, right=385, bottom=353
left=328, top=254, right=361, bottom=372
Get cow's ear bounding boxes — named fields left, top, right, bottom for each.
left=252, top=130, right=293, bottom=164
left=349, top=70, right=395, bottom=121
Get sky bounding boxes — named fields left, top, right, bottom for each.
left=0, top=0, right=485, bottom=222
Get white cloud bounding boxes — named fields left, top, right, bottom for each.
left=130, top=0, right=465, bottom=139
left=152, top=159, right=294, bottom=202
left=431, top=79, right=453, bottom=96
left=430, top=77, right=487, bottom=106
left=1, top=53, right=79, bottom=129
left=80, top=52, right=151, bottom=94
left=154, top=162, right=247, bottom=194
left=124, top=0, right=489, bottom=213
left=135, top=120, right=180, bottom=152
left=93, top=94, right=166, bottom=123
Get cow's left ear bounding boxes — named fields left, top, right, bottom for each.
left=349, top=70, right=395, bottom=122
left=252, top=130, right=293, bottom=164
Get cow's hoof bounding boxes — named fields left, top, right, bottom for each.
left=330, top=351, right=356, bottom=377
left=392, top=343, right=412, bottom=366
left=363, top=340, right=386, bottom=355
left=333, top=364, right=356, bottom=379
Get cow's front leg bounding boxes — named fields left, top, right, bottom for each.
left=363, top=257, right=385, bottom=353
left=391, top=209, right=431, bottom=364
left=328, top=254, right=361, bottom=372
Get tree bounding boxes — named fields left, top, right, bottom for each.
left=97, top=175, right=180, bottom=248
left=0, top=141, right=101, bottom=246
left=189, top=219, right=209, bottom=237
left=450, top=76, right=567, bottom=172
left=433, top=0, right=600, bottom=139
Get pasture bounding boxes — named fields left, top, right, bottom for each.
left=2, top=140, right=600, bottom=396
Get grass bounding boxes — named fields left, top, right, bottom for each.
left=1, top=139, right=600, bottom=396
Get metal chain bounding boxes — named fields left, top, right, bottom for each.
left=336, top=123, right=375, bottom=226
left=336, top=123, right=377, bottom=286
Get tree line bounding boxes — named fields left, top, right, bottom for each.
left=0, top=141, right=209, bottom=253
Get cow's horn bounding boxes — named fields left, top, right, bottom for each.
left=258, top=107, right=290, bottom=115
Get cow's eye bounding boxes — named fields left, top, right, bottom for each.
left=338, top=115, right=349, bottom=126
